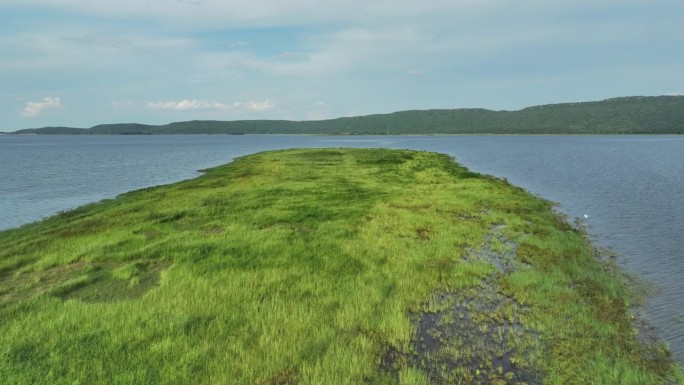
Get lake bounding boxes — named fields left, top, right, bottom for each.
left=1, top=134, right=682, bottom=364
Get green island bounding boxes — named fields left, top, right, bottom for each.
left=1, top=149, right=682, bottom=384
left=8, top=95, right=684, bottom=135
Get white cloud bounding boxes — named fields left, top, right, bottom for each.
left=6, top=1, right=660, bottom=29
left=664, top=91, right=684, bottom=96
left=0, top=30, right=194, bottom=72
left=147, top=99, right=226, bottom=110
left=199, top=26, right=429, bottom=78
left=20, top=96, right=62, bottom=117
left=242, top=100, right=275, bottom=111
left=0, top=0, right=495, bottom=27
left=146, top=99, right=274, bottom=112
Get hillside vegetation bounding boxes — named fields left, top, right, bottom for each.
left=11, top=95, right=684, bottom=135
left=1, top=149, right=681, bottom=384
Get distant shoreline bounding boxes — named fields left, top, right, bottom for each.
left=2, top=132, right=682, bottom=137
left=9, top=95, right=684, bottom=135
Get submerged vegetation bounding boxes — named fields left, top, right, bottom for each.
left=11, top=95, right=684, bottom=135
left=0, top=148, right=681, bottom=384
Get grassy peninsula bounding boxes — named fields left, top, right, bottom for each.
left=11, top=95, right=684, bottom=135
left=0, top=149, right=681, bottom=384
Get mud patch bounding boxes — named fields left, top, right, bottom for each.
left=415, top=288, right=539, bottom=384
left=382, top=225, right=542, bottom=384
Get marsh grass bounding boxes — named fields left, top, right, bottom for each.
left=0, top=148, right=680, bottom=384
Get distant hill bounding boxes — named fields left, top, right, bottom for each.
left=11, top=95, right=684, bottom=135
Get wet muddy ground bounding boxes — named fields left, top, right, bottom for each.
left=383, top=227, right=543, bottom=384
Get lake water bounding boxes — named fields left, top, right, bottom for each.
left=1, top=134, right=683, bottom=364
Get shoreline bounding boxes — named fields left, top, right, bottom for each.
left=3, top=132, right=684, bottom=137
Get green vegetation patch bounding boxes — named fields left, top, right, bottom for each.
left=0, top=148, right=681, bottom=384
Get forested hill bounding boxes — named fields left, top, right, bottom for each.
left=11, top=96, right=684, bottom=135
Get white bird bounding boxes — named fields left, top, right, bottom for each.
left=583, top=214, right=589, bottom=219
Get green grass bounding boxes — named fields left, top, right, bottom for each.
left=0, top=148, right=680, bottom=384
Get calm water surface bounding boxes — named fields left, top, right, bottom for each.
left=1, top=134, right=682, bottom=363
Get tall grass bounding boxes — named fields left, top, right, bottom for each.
left=0, top=148, right=680, bottom=384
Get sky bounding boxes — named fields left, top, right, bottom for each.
left=2, top=0, right=683, bottom=130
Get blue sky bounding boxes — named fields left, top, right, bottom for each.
left=2, top=0, right=683, bottom=130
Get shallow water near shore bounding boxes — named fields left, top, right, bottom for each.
left=1, top=134, right=682, bottom=364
